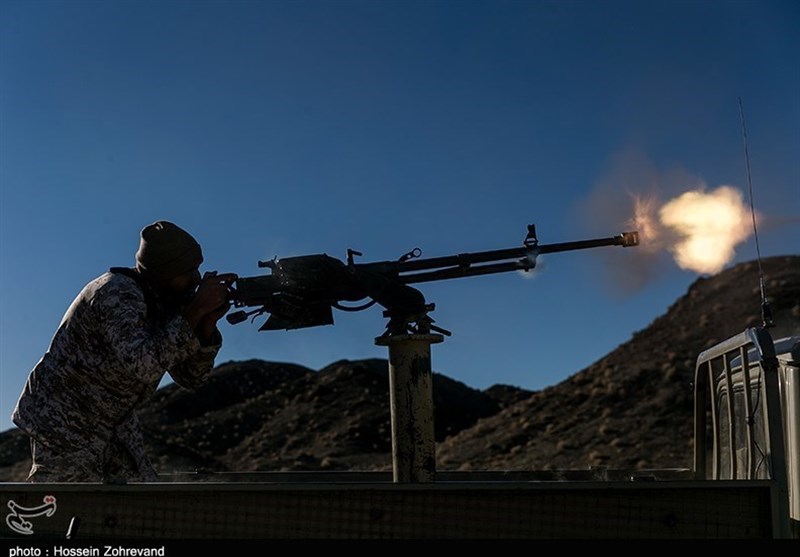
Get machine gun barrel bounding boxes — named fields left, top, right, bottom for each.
left=382, top=231, right=639, bottom=284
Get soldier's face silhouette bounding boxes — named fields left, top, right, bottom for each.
left=159, top=267, right=202, bottom=308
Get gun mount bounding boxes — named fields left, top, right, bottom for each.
left=226, top=225, right=639, bottom=336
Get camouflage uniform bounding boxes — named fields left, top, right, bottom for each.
left=12, top=269, right=220, bottom=482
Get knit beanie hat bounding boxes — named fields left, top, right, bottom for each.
left=135, top=221, right=203, bottom=282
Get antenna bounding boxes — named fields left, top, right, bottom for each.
left=738, top=97, right=773, bottom=328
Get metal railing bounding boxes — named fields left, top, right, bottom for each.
left=693, top=327, right=791, bottom=537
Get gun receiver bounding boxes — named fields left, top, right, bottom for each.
left=226, top=226, right=639, bottom=335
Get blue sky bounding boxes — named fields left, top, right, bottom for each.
left=1, top=0, right=798, bottom=434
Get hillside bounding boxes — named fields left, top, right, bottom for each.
left=1, top=255, right=797, bottom=480
left=438, top=255, right=800, bottom=471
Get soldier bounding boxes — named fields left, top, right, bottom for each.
left=11, top=221, right=237, bottom=482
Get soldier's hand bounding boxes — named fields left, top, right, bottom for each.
left=182, top=271, right=238, bottom=331
left=196, top=303, right=231, bottom=345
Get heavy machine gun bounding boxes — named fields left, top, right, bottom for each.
left=226, top=225, right=639, bottom=336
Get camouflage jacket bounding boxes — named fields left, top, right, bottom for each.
left=12, top=270, right=221, bottom=481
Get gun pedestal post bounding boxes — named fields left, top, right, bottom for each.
left=375, top=333, right=444, bottom=483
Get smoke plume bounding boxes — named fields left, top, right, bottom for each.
left=578, top=149, right=757, bottom=292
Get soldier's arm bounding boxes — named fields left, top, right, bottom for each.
left=167, top=329, right=221, bottom=390
left=96, top=279, right=204, bottom=386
